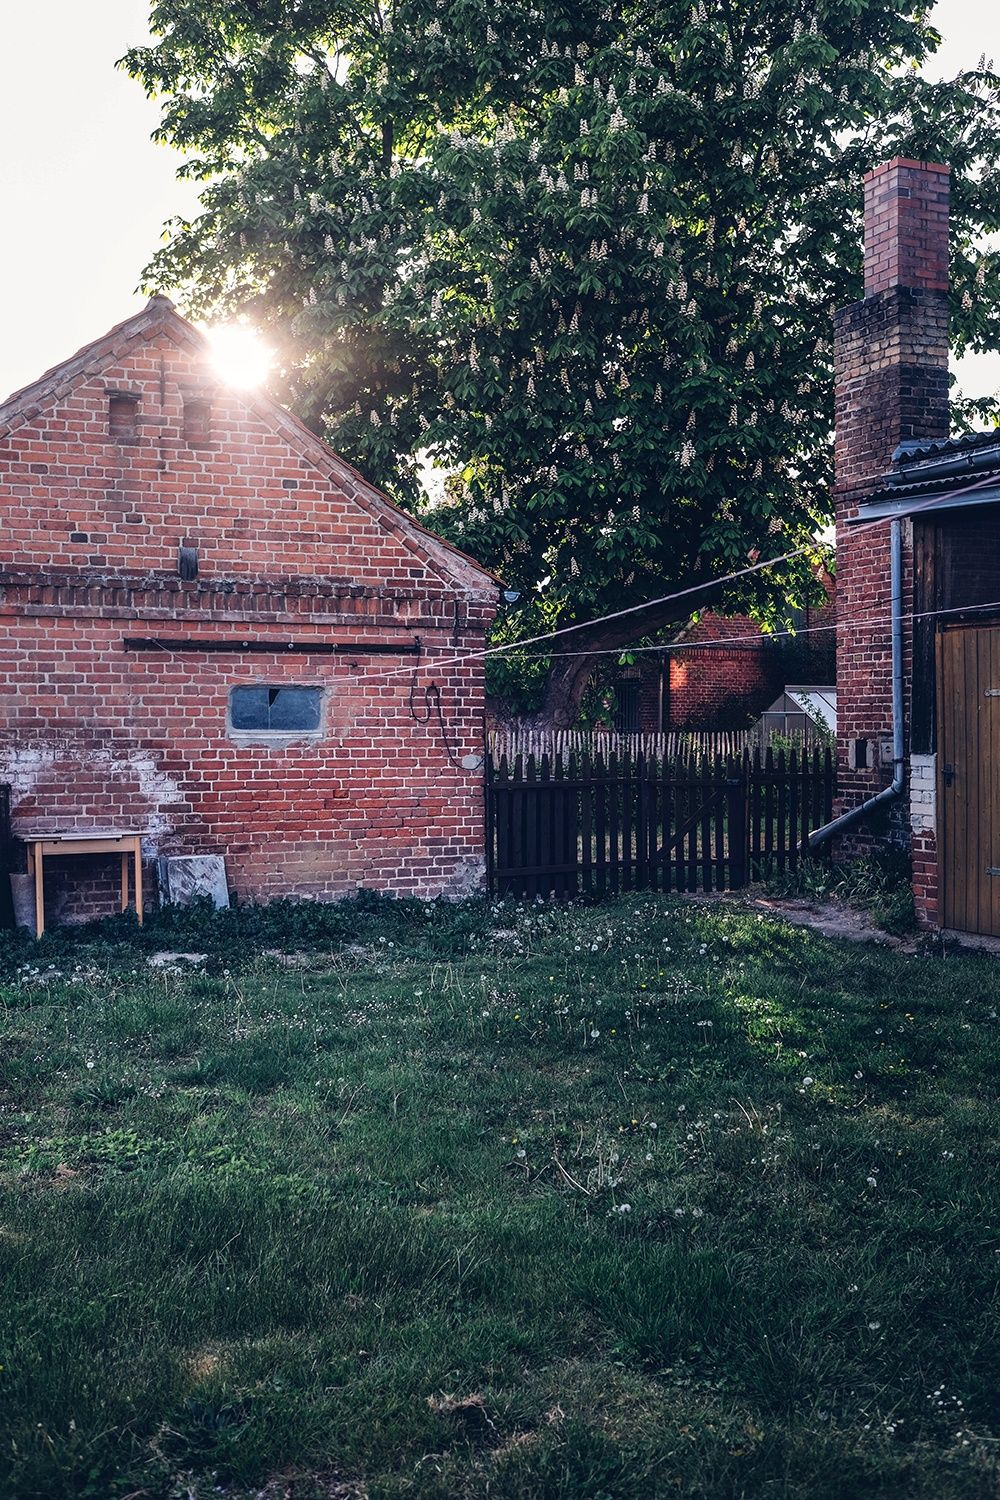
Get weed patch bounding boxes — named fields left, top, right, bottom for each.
left=764, top=848, right=917, bottom=934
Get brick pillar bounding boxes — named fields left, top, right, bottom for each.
left=833, top=160, right=950, bottom=922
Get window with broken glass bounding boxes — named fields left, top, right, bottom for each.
left=229, top=686, right=322, bottom=734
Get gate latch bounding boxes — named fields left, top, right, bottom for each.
left=943, top=763, right=956, bottom=788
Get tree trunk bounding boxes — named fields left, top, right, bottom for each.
left=497, top=598, right=701, bottom=729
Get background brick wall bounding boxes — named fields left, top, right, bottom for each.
left=634, top=580, right=837, bottom=733
left=0, top=310, right=495, bottom=918
left=660, top=618, right=778, bottom=731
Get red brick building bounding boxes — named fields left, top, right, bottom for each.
left=832, top=158, right=1000, bottom=937
left=611, top=575, right=836, bottom=734
left=0, top=297, right=497, bottom=918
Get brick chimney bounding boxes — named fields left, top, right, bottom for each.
left=834, top=159, right=950, bottom=494
left=833, top=158, right=951, bottom=857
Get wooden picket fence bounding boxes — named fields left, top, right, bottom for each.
left=486, top=746, right=835, bottom=900
left=488, top=727, right=753, bottom=764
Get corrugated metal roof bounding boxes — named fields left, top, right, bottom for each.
left=892, top=430, right=1000, bottom=464
left=854, top=426, right=1000, bottom=521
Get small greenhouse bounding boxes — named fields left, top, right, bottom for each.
left=756, top=686, right=836, bottom=745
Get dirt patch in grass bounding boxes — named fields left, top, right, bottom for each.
left=746, top=894, right=918, bottom=948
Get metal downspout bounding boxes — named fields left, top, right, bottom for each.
left=808, top=518, right=905, bottom=850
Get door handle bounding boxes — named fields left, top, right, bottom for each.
left=943, top=763, right=956, bottom=788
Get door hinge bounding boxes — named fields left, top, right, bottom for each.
left=988, top=868, right=1000, bottom=878
left=943, top=763, right=956, bottom=788
left=987, top=689, right=1000, bottom=698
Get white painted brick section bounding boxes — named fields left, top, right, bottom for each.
left=910, top=754, right=937, bottom=834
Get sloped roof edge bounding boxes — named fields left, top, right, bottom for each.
left=0, top=296, right=186, bottom=434
left=0, top=297, right=499, bottom=598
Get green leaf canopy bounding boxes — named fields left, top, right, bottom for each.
left=126, top=1, right=1000, bottom=715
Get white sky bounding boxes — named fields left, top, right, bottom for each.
left=0, top=0, right=997, bottom=403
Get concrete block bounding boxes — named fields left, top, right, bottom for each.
left=158, top=855, right=229, bottom=910
left=9, top=874, right=36, bottom=935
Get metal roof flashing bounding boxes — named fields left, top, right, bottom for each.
left=851, top=429, right=1000, bottom=522
left=852, top=484, right=1000, bottom=523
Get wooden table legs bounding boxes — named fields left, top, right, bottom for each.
left=133, top=836, right=143, bottom=924
left=118, top=839, right=144, bottom=922
left=25, top=836, right=145, bottom=937
left=27, top=842, right=45, bottom=938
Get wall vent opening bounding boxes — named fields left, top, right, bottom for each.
left=108, top=393, right=139, bottom=441
left=183, top=398, right=212, bottom=447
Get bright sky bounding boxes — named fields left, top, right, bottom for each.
left=0, top=0, right=998, bottom=404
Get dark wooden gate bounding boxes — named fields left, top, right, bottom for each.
left=486, top=747, right=834, bottom=899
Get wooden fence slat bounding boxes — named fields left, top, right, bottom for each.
left=632, top=751, right=643, bottom=891
left=562, top=753, right=577, bottom=899
left=660, top=749, right=672, bottom=893
left=621, top=750, right=633, bottom=893
left=670, top=754, right=683, bottom=892
left=512, top=753, right=524, bottom=897
left=811, top=746, right=823, bottom=841
left=547, top=751, right=558, bottom=897
left=579, top=751, right=593, bottom=899
left=700, top=756, right=714, bottom=893
left=777, top=750, right=788, bottom=874
left=728, top=770, right=747, bottom=888
left=646, top=753, right=660, bottom=893
left=749, top=748, right=760, bottom=879
left=538, top=753, right=551, bottom=897
left=595, top=749, right=608, bottom=898
left=714, top=758, right=726, bottom=888
left=687, top=755, right=699, bottom=893
left=608, top=750, right=621, bottom=896
left=525, top=754, right=538, bottom=900
left=763, top=747, right=774, bottom=874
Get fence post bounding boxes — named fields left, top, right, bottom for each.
left=727, top=774, right=748, bottom=889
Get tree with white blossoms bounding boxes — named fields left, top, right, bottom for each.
left=127, top=1, right=1000, bottom=723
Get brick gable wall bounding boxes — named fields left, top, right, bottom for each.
left=0, top=331, right=467, bottom=589
left=0, top=308, right=495, bottom=919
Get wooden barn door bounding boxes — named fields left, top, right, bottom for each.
left=938, top=625, right=1000, bottom=936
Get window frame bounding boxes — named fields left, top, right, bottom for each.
left=227, top=684, right=326, bottom=744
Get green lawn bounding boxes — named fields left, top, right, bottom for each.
left=2, top=895, right=1000, bottom=1499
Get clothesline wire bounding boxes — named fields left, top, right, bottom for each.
left=356, top=466, right=1000, bottom=686
left=504, top=591, right=1000, bottom=661
left=124, top=464, right=1000, bottom=682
